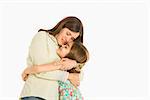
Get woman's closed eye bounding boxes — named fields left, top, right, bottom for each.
left=71, top=37, right=75, bottom=41
left=66, top=32, right=71, bottom=36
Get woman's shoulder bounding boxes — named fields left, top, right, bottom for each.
left=39, top=30, right=57, bottom=44
left=30, top=31, right=48, bottom=44
left=31, top=30, right=57, bottom=44
left=36, top=30, right=54, bottom=38
left=33, top=30, right=51, bottom=40
left=35, top=30, right=48, bottom=37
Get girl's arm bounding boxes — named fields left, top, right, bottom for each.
left=24, top=61, right=62, bottom=75
left=22, top=59, right=76, bottom=81
left=24, top=58, right=77, bottom=75
left=23, top=65, right=82, bottom=87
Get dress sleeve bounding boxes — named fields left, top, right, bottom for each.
left=28, top=31, right=69, bottom=82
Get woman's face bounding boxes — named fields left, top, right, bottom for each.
left=57, top=42, right=73, bottom=58
left=56, top=28, right=79, bottom=46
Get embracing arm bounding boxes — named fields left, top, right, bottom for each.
left=68, top=63, right=85, bottom=87
left=23, top=61, right=62, bottom=75
left=34, top=59, right=77, bottom=82
left=23, top=58, right=83, bottom=87
left=25, top=58, right=76, bottom=75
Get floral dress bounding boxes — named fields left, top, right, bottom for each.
left=58, top=80, right=83, bottom=100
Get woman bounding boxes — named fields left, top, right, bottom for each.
left=20, top=16, right=84, bottom=100
left=22, top=42, right=89, bottom=100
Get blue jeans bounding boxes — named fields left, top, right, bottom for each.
left=21, top=96, right=45, bottom=100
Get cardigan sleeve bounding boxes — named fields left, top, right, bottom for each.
left=78, top=63, right=85, bottom=81
left=27, top=31, right=69, bottom=82
left=35, top=70, right=69, bottom=82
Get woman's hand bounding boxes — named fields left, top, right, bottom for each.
left=68, top=73, right=80, bottom=87
left=60, top=58, right=77, bottom=70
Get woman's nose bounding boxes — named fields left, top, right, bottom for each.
left=61, top=44, right=67, bottom=48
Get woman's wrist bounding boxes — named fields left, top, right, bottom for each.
left=32, top=66, right=40, bottom=74
left=23, top=67, right=31, bottom=74
left=25, top=66, right=38, bottom=74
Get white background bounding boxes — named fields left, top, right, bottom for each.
left=0, top=0, right=150, bottom=100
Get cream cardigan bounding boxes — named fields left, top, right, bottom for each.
left=20, top=31, right=69, bottom=100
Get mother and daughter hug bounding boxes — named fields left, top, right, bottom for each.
left=20, top=16, right=89, bottom=100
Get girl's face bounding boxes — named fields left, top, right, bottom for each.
left=57, top=42, right=73, bottom=58
left=56, top=28, right=79, bottom=46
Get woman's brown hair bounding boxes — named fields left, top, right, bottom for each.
left=38, top=16, right=84, bottom=43
left=65, top=42, right=89, bottom=73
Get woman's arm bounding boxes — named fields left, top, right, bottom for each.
left=24, top=61, right=62, bottom=75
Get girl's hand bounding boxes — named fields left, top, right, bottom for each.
left=60, top=58, right=77, bottom=70
left=22, top=70, right=29, bottom=81
left=21, top=67, right=31, bottom=81
left=68, top=73, right=80, bottom=87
